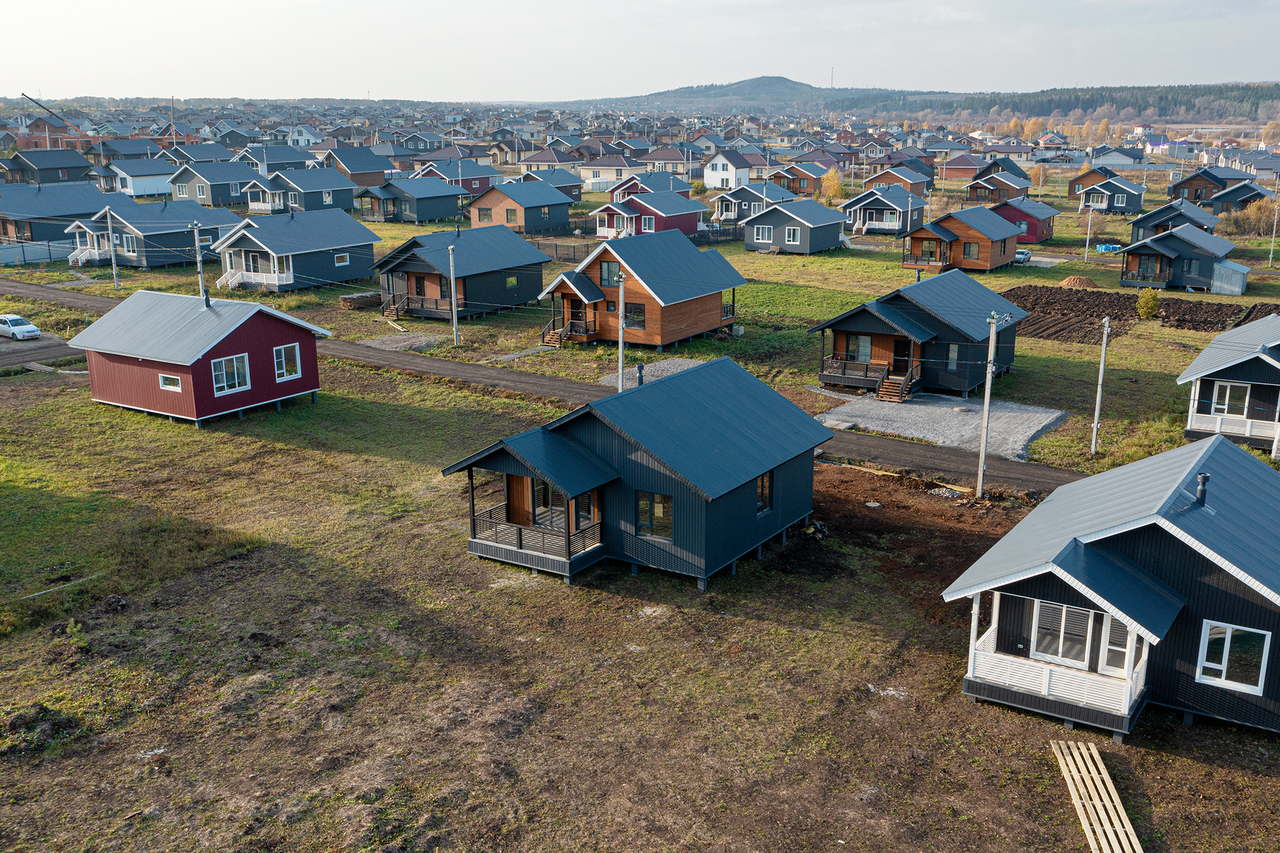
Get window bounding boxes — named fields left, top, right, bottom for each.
left=756, top=471, right=773, bottom=515
left=506, top=208, right=518, bottom=224
left=750, top=201, right=763, bottom=215
left=947, top=343, right=959, bottom=372
left=636, top=491, right=673, bottom=539
left=1000, top=239, right=1008, bottom=255
left=574, top=491, right=594, bottom=530
left=754, top=225, right=774, bottom=243
left=1197, top=620, right=1270, bottom=694
left=122, top=234, right=137, bottom=254
left=506, top=275, right=518, bottom=289
left=230, top=182, right=240, bottom=196
left=1135, top=227, right=1145, bottom=240
left=1213, top=382, right=1249, bottom=417
left=334, top=253, right=350, bottom=267
left=624, top=302, right=645, bottom=329
left=785, top=226, right=800, bottom=245
left=1031, top=601, right=1092, bottom=669
left=59, top=169, right=69, bottom=180
left=1017, top=220, right=1028, bottom=233
left=478, top=207, right=493, bottom=222
left=1186, top=258, right=1201, bottom=278
left=845, top=334, right=871, bottom=362
left=884, top=210, right=898, bottom=224
left=1097, top=615, right=1139, bottom=678
left=198, top=235, right=213, bottom=246
left=196, top=184, right=206, bottom=198
left=592, top=170, right=601, bottom=179
left=322, top=190, right=332, bottom=205
left=176, top=183, right=188, bottom=198
left=920, top=239, right=938, bottom=260
left=600, top=260, right=621, bottom=287
left=799, top=178, right=808, bottom=189
left=471, top=180, right=479, bottom=188
left=615, top=169, right=623, bottom=178
left=1114, top=193, right=1127, bottom=206
left=211, top=354, right=250, bottom=396
left=158, top=374, right=182, bottom=392
left=963, top=242, right=979, bottom=260
left=274, top=343, right=301, bottom=382
left=641, top=216, right=655, bottom=233
left=606, top=300, right=616, bottom=313
left=118, top=176, right=129, bottom=189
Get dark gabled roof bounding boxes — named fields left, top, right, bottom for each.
left=551, top=270, right=606, bottom=303
left=713, top=150, right=751, bottom=169
left=73, top=198, right=241, bottom=236
left=1177, top=314, right=1280, bottom=384
left=322, top=147, right=395, bottom=173
left=619, top=172, right=693, bottom=195
left=870, top=166, right=927, bottom=185
left=1211, top=181, right=1277, bottom=202
left=943, top=436, right=1280, bottom=641
left=441, top=427, right=619, bottom=498
left=1089, top=175, right=1145, bottom=196
left=1130, top=199, right=1219, bottom=231
left=1120, top=223, right=1235, bottom=259
left=66, top=289, right=329, bottom=365
left=1179, top=165, right=1252, bottom=186
left=167, top=143, right=234, bottom=162
left=915, top=221, right=958, bottom=242
left=523, top=167, right=582, bottom=188
left=521, top=148, right=583, bottom=164
left=572, top=358, right=832, bottom=501
left=271, top=168, right=357, bottom=193
left=840, top=185, right=925, bottom=212
left=893, top=269, right=1027, bottom=341
left=101, top=138, right=163, bottom=157
left=713, top=182, right=799, bottom=205
left=942, top=206, right=1023, bottom=242
left=173, top=161, right=267, bottom=186
left=586, top=155, right=643, bottom=168
left=740, top=198, right=844, bottom=228
left=573, top=230, right=744, bottom=306
left=623, top=190, right=706, bottom=217
left=420, top=160, right=501, bottom=180
left=808, top=297, right=936, bottom=343
left=993, top=196, right=1059, bottom=220
left=375, top=225, right=551, bottom=278
left=109, top=159, right=179, bottom=178
left=238, top=146, right=316, bottom=166
left=381, top=177, right=466, bottom=200
left=15, top=149, right=91, bottom=169
left=213, top=209, right=379, bottom=256
left=484, top=181, right=572, bottom=208
left=0, top=183, right=110, bottom=220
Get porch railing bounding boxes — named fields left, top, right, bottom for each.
left=721, top=303, right=736, bottom=320
left=1190, top=412, right=1280, bottom=439
left=1121, top=270, right=1170, bottom=283
left=819, top=356, right=889, bottom=385
left=903, top=252, right=948, bottom=266
left=216, top=269, right=293, bottom=290
left=471, top=502, right=602, bottom=560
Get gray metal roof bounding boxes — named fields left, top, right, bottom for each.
left=441, top=427, right=619, bottom=497
left=624, top=190, right=706, bottom=217
left=1122, top=223, right=1235, bottom=259
left=421, top=160, right=501, bottom=180
left=1093, top=176, right=1145, bottom=196
left=0, top=183, right=112, bottom=220
left=322, top=147, right=395, bottom=174
left=841, top=185, right=924, bottom=212
left=174, top=161, right=268, bottom=186
left=213, top=209, right=379, bottom=256
left=741, top=198, right=845, bottom=228
left=239, top=146, right=316, bottom=166
left=1211, top=181, right=1277, bottom=202
left=943, top=436, right=1280, bottom=640
left=523, top=167, right=582, bottom=187
left=580, top=358, right=832, bottom=500
left=110, top=159, right=179, bottom=178
left=1130, top=199, right=1219, bottom=231
left=943, top=206, right=1024, bottom=242
left=1176, top=313, right=1280, bottom=384
left=16, top=149, right=91, bottom=169
left=66, top=289, right=329, bottom=365
left=167, top=143, right=234, bottom=162
left=376, top=225, right=551, bottom=278
left=486, top=181, right=572, bottom=208
left=995, top=196, right=1059, bottom=220
left=273, top=168, right=357, bottom=193
left=593, top=230, right=745, bottom=307
left=624, top=173, right=694, bottom=194
left=75, top=198, right=240, bottom=236
left=899, top=270, right=1028, bottom=342
left=548, top=270, right=606, bottom=303
left=386, top=177, right=466, bottom=200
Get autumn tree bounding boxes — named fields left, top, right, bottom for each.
left=1023, top=117, right=1046, bottom=139
left=1028, top=164, right=1048, bottom=194
left=1007, top=117, right=1024, bottom=138
left=1098, top=118, right=1111, bottom=142
left=820, top=167, right=844, bottom=204
left=1082, top=120, right=1096, bottom=143
left=1265, top=121, right=1280, bottom=145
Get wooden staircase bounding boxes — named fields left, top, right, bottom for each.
left=543, top=327, right=562, bottom=348
left=382, top=299, right=402, bottom=320
left=877, top=376, right=907, bottom=402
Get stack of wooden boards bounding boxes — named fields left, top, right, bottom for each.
left=1050, top=740, right=1144, bottom=853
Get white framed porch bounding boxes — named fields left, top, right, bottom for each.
left=216, top=248, right=293, bottom=290
left=1185, top=376, right=1280, bottom=458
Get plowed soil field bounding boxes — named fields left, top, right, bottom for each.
left=1004, top=285, right=1244, bottom=344
left=1238, top=302, right=1280, bottom=326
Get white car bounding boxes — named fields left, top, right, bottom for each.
left=1014, top=249, right=1032, bottom=264
left=0, top=314, right=41, bottom=340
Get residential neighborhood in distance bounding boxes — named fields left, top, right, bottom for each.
left=3, top=22, right=1280, bottom=850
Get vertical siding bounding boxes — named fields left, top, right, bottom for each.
left=1104, top=527, right=1280, bottom=730
left=189, top=313, right=321, bottom=419
left=292, top=244, right=375, bottom=287
left=704, top=451, right=815, bottom=571
left=462, top=266, right=541, bottom=317
left=994, top=593, right=1032, bottom=657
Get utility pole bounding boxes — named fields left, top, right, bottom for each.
left=617, top=270, right=627, bottom=393
left=975, top=312, right=1005, bottom=499
left=448, top=244, right=459, bottom=347
left=192, top=221, right=207, bottom=305
left=1090, top=317, right=1111, bottom=457
left=1270, top=200, right=1278, bottom=269
left=1083, top=205, right=1095, bottom=260
left=105, top=207, right=120, bottom=291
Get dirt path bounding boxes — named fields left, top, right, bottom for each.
left=0, top=278, right=1084, bottom=493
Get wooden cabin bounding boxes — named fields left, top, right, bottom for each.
left=442, top=358, right=832, bottom=589
left=470, top=181, right=571, bottom=234
left=810, top=270, right=1026, bottom=399
left=901, top=207, right=1022, bottom=273
left=1118, top=224, right=1242, bottom=292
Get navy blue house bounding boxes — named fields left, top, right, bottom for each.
left=741, top=199, right=846, bottom=254
left=443, top=358, right=832, bottom=589
left=65, top=198, right=241, bottom=269
left=355, top=178, right=466, bottom=223
left=243, top=168, right=357, bottom=214
left=212, top=209, right=380, bottom=291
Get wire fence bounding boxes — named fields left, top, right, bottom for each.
left=0, top=239, right=75, bottom=266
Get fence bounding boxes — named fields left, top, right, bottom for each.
left=525, top=239, right=596, bottom=263
left=0, top=239, right=75, bottom=266
left=691, top=225, right=743, bottom=246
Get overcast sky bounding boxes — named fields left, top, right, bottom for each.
left=7, top=0, right=1279, bottom=104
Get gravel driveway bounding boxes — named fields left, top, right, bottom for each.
left=600, top=357, right=704, bottom=390
left=813, top=388, right=1068, bottom=461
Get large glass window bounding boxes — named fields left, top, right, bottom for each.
left=963, top=242, right=979, bottom=259
left=1032, top=602, right=1092, bottom=669
left=785, top=227, right=800, bottom=245
left=624, top=302, right=645, bottom=330
left=506, top=208, right=518, bottom=223
left=920, top=239, right=937, bottom=260
left=754, top=225, right=773, bottom=243
left=845, top=334, right=871, bottom=363
left=477, top=207, right=492, bottom=222
left=1213, top=382, right=1249, bottom=417
left=600, top=260, right=621, bottom=287
left=274, top=343, right=301, bottom=382
left=1197, top=620, right=1270, bottom=695
left=636, top=491, right=673, bottom=539
left=211, top=354, right=250, bottom=396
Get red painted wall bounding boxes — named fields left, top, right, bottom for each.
left=86, top=311, right=321, bottom=422
left=992, top=205, right=1053, bottom=243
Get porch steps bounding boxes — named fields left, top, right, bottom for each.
left=382, top=303, right=400, bottom=320
left=1050, top=740, right=1144, bottom=853
left=543, top=328, right=562, bottom=348
left=877, top=378, right=906, bottom=402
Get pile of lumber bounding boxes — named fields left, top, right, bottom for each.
left=339, top=292, right=381, bottom=310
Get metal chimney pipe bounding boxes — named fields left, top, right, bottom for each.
left=1196, top=472, right=1210, bottom=506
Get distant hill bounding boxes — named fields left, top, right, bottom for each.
left=556, top=76, right=951, bottom=113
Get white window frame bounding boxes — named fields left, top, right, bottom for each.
left=754, top=225, right=773, bottom=243
left=211, top=353, right=250, bottom=396
left=158, top=374, right=182, bottom=393
left=176, top=183, right=188, bottom=198
left=196, top=184, right=206, bottom=199
left=1097, top=614, right=1133, bottom=678
left=785, top=226, right=800, bottom=245
left=122, top=234, right=137, bottom=254
left=1114, top=193, right=1127, bottom=206
left=1030, top=600, right=1093, bottom=671
left=1196, top=619, right=1271, bottom=695
left=1212, top=381, right=1249, bottom=417
left=230, top=182, right=240, bottom=196
left=641, top=216, right=655, bottom=233
left=273, top=343, right=301, bottom=382
left=750, top=202, right=763, bottom=215
left=334, top=253, right=350, bottom=267
left=322, top=190, right=333, bottom=205
left=197, top=235, right=213, bottom=247
left=288, top=192, right=299, bottom=206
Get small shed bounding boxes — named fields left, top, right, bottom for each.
left=1211, top=259, right=1250, bottom=295
left=66, top=290, right=330, bottom=426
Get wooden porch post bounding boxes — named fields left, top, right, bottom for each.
left=467, top=468, right=475, bottom=539
left=967, top=593, right=981, bottom=680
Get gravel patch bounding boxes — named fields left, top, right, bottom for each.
left=599, top=357, right=704, bottom=390
left=812, top=387, right=1067, bottom=462
left=361, top=332, right=446, bottom=353
left=0, top=332, right=64, bottom=353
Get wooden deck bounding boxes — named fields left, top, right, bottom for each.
left=1051, top=740, right=1144, bottom=853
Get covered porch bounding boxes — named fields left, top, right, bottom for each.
left=901, top=226, right=954, bottom=270
left=1185, top=376, right=1280, bottom=456
left=811, top=308, right=931, bottom=403
left=216, top=248, right=294, bottom=291
left=380, top=268, right=465, bottom=320
left=357, top=186, right=398, bottom=222
left=443, top=429, right=617, bottom=581
left=66, top=224, right=111, bottom=267
left=592, top=202, right=638, bottom=240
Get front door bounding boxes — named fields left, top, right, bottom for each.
left=566, top=298, right=584, bottom=322
left=892, top=339, right=911, bottom=374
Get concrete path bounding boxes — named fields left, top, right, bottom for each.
left=0, top=277, right=1084, bottom=493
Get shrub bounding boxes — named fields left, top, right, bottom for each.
left=1216, top=199, right=1277, bottom=237
left=690, top=181, right=707, bottom=196
left=1137, top=288, right=1160, bottom=319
